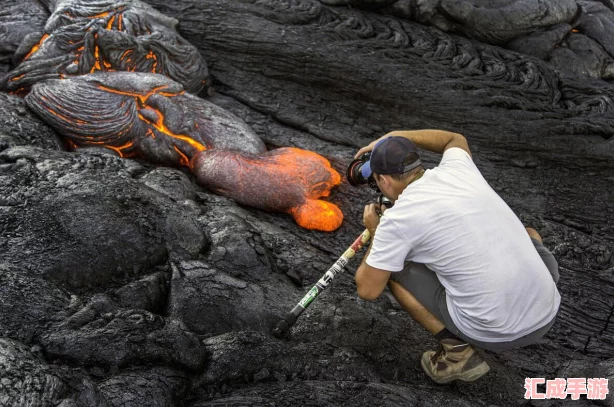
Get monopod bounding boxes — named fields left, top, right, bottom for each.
left=271, top=228, right=371, bottom=339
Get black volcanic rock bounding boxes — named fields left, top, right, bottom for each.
left=0, top=264, right=70, bottom=344
left=0, top=0, right=49, bottom=72
left=328, top=0, right=614, bottom=80
left=0, top=0, right=614, bottom=405
left=0, top=146, right=207, bottom=292
left=40, top=295, right=207, bottom=371
left=168, top=259, right=299, bottom=337
left=97, top=367, right=190, bottom=407
left=0, top=92, right=62, bottom=150
left=507, top=23, right=573, bottom=61
left=550, top=32, right=614, bottom=79
left=0, top=338, right=74, bottom=407
left=428, top=0, right=578, bottom=44
left=2, top=0, right=209, bottom=94
left=576, top=1, right=614, bottom=58
left=110, top=271, right=168, bottom=313
left=190, top=381, right=486, bottom=407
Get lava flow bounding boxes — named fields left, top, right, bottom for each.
left=8, top=0, right=344, bottom=232
left=25, top=73, right=210, bottom=167
left=191, top=148, right=343, bottom=232
left=1, top=0, right=208, bottom=94
left=24, top=72, right=342, bottom=231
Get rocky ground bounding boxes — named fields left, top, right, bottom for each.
left=1, top=0, right=614, bottom=406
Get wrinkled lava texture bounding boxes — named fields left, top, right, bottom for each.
left=2, top=0, right=209, bottom=94
left=25, top=72, right=266, bottom=165
left=4, top=0, right=343, bottom=231
left=1, top=0, right=614, bottom=406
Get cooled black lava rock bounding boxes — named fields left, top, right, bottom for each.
left=0, top=338, right=67, bottom=407
left=1, top=0, right=209, bottom=94
left=0, top=0, right=49, bottom=73
left=24, top=72, right=265, bottom=167
left=0, top=92, right=62, bottom=151
left=0, top=146, right=207, bottom=292
left=0, top=0, right=614, bottom=406
left=324, top=0, right=614, bottom=80
left=0, top=264, right=70, bottom=344
left=40, top=295, right=207, bottom=371
left=97, top=367, right=190, bottom=407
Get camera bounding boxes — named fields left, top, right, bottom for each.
left=380, top=196, right=393, bottom=209
left=346, top=152, right=380, bottom=192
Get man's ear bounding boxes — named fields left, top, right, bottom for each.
left=378, top=174, right=392, bottom=188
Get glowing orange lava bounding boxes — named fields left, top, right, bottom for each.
left=41, top=96, right=73, bottom=123
left=17, top=8, right=130, bottom=76
left=139, top=110, right=207, bottom=152
left=192, top=147, right=343, bottom=232
left=173, top=146, right=190, bottom=166
left=107, top=141, right=134, bottom=157
left=97, top=84, right=172, bottom=104
left=23, top=34, right=49, bottom=61
left=90, top=34, right=103, bottom=73
left=145, top=50, right=158, bottom=73
left=290, top=199, right=343, bottom=232
left=107, top=15, right=116, bottom=30
left=93, top=83, right=207, bottom=162
left=66, top=140, right=79, bottom=150
left=277, top=148, right=342, bottom=231
left=90, top=11, right=110, bottom=19
left=274, top=148, right=341, bottom=198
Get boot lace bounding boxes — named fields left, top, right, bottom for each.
left=430, top=344, right=445, bottom=364
left=430, top=342, right=469, bottom=364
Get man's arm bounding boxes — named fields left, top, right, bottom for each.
left=355, top=129, right=471, bottom=158
left=355, top=203, right=393, bottom=301
left=355, top=243, right=392, bottom=300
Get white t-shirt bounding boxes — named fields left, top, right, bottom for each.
left=366, top=147, right=561, bottom=342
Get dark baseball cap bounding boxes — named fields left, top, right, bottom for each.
left=361, top=136, right=422, bottom=178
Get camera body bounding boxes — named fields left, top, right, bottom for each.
left=346, top=152, right=380, bottom=192
left=380, top=196, right=393, bottom=209
left=347, top=152, right=395, bottom=212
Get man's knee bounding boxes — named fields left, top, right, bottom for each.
left=525, top=227, right=559, bottom=284
left=540, top=250, right=560, bottom=284
left=532, top=239, right=559, bottom=284
left=525, top=227, right=542, bottom=243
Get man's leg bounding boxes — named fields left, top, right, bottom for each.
left=449, top=227, right=560, bottom=353
left=388, top=263, right=490, bottom=383
left=388, top=280, right=445, bottom=335
left=526, top=227, right=560, bottom=284
left=525, top=227, right=542, bottom=242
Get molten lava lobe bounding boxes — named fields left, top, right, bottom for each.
left=2, top=0, right=208, bottom=94
left=25, top=72, right=265, bottom=166
left=22, top=71, right=339, bottom=230
left=191, top=148, right=343, bottom=232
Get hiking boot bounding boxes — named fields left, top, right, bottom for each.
left=421, top=338, right=490, bottom=384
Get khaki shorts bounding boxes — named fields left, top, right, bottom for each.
left=389, top=238, right=559, bottom=352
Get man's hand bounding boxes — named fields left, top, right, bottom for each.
left=354, top=134, right=392, bottom=159
left=363, top=203, right=388, bottom=236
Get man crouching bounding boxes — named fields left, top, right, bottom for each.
left=354, top=129, right=560, bottom=383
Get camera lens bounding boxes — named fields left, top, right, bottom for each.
left=346, top=152, right=381, bottom=192
left=346, top=158, right=368, bottom=186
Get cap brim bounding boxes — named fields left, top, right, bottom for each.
left=361, top=160, right=373, bottom=179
